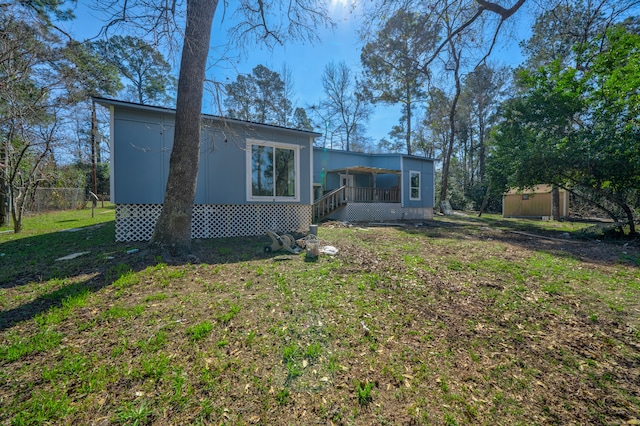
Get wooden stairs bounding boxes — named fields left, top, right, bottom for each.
left=312, top=186, right=347, bottom=223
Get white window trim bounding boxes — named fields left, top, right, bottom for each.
left=246, top=138, right=300, bottom=202
left=409, top=170, right=421, bottom=201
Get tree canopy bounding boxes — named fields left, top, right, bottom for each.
left=91, top=35, right=175, bottom=106
left=320, top=61, right=371, bottom=152
left=0, top=1, right=121, bottom=231
left=489, top=25, right=640, bottom=234
left=224, top=65, right=289, bottom=126
left=361, top=9, right=435, bottom=154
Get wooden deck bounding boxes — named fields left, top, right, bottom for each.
left=313, top=186, right=400, bottom=222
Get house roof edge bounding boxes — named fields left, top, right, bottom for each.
left=93, top=97, right=323, bottom=137
left=312, top=146, right=436, bottom=161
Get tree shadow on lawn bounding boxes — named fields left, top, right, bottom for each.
left=400, top=215, right=640, bottom=269
left=0, top=273, right=112, bottom=332
left=0, top=222, right=284, bottom=288
left=0, top=226, right=282, bottom=332
left=0, top=222, right=120, bottom=289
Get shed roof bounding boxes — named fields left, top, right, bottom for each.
left=506, top=185, right=566, bottom=195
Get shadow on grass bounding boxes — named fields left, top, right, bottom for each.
left=398, top=214, right=639, bottom=268
left=0, top=274, right=112, bottom=332
left=0, top=226, right=282, bottom=332
left=0, top=222, right=120, bottom=289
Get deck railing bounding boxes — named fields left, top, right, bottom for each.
left=349, top=187, right=400, bottom=203
left=313, top=186, right=401, bottom=222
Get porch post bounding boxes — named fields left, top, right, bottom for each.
left=346, top=169, right=350, bottom=201
left=373, top=173, right=377, bottom=201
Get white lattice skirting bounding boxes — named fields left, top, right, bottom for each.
left=115, top=204, right=312, bottom=242
left=328, top=203, right=433, bottom=222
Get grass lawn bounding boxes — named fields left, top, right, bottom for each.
left=0, top=208, right=639, bottom=425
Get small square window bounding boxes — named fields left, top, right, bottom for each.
left=522, top=194, right=530, bottom=200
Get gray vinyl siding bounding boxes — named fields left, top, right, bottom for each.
left=107, top=102, right=315, bottom=206
left=370, top=155, right=402, bottom=171
left=401, top=156, right=435, bottom=208
left=313, top=148, right=401, bottom=184
left=110, top=113, right=172, bottom=204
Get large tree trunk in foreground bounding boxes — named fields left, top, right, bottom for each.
left=151, top=0, right=218, bottom=255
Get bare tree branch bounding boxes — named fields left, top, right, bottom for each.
left=476, top=0, right=526, bottom=19
left=420, top=0, right=527, bottom=74
left=475, top=14, right=505, bottom=67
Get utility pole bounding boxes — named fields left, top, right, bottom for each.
left=91, top=100, right=98, bottom=197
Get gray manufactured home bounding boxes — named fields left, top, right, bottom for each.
left=312, top=147, right=435, bottom=222
left=96, top=98, right=320, bottom=242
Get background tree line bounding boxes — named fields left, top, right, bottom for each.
left=356, top=0, right=639, bottom=237
left=222, top=0, right=639, bottom=237
left=0, top=1, right=177, bottom=231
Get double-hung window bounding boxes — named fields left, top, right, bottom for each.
left=409, top=171, right=421, bottom=201
left=247, top=139, right=299, bottom=202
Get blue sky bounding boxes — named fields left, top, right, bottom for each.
left=65, top=1, right=529, bottom=143
left=204, top=1, right=375, bottom=138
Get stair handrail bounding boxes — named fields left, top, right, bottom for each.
left=318, top=185, right=346, bottom=203
left=313, top=185, right=347, bottom=221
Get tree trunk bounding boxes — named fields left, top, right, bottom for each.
left=439, top=40, right=461, bottom=208
left=150, top=0, right=218, bottom=255
left=478, top=179, right=490, bottom=217
left=551, top=185, right=560, bottom=220
left=478, top=113, right=486, bottom=182
left=0, top=145, right=7, bottom=227
left=0, top=191, right=6, bottom=227
left=10, top=190, right=23, bottom=233
left=406, top=84, right=412, bottom=156
left=619, top=200, right=637, bottom=236
left=439, top=120, right=456, bottom=207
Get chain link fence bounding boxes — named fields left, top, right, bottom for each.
left=23, top=187, right=85, bottom=214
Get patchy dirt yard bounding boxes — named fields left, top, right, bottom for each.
left=1, top=215, right=639, bottom=425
